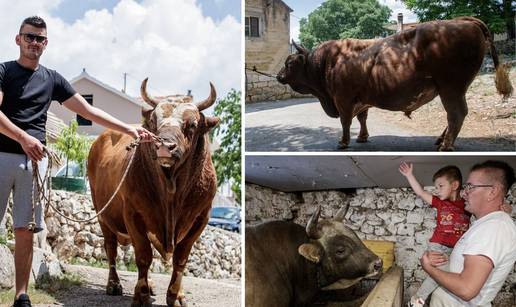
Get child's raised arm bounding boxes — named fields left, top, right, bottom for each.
left=399, top=162, right=433, bottom=204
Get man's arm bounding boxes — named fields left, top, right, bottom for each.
left=0, top=91, right=46, bottom=161
left=62, top=93, right=153, bottom=140
left=399, top=162, right=433, bottom=204
left=421, top=251, right=493, bottom=301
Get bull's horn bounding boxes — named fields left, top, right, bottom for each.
left=292, top=39, right=308, bottom=55
left=334, top=204, right=350, bottom=220
left=306, top=205, right=322, bottom=239
left=140, top=78, right=159, bottom=108
left=195, top=82, right=217, bottom=111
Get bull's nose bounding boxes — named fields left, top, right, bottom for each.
left=374, top=258, right=383, bottom=272
left=166, top=143, right=177, bottom=151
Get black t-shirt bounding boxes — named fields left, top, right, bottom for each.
left=0, top=61, right=76, bottom=154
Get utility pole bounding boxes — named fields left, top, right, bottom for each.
left=122, top=73, right=127, bottom=93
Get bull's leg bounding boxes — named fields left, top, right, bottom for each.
left=167, top=212, right=210, bottom=307
left=99, top=223, right=123, bottom=296
left=439, top=94, right=468, bottom=151
left=435, top=128, right=447, bottom=146
left=128, top=229, right=153, bottom=307
left=356, top=109, right=369, bottom=143
left=338, top=109, right=354, bottom=149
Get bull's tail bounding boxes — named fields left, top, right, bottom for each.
left=459, top=17, right=513, bottom=99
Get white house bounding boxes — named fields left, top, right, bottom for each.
left=48, top=69, right=144, bottom=135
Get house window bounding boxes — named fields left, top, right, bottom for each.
left=245, top=16, right=260, bottom=37
left=77, top=94, right=92, bottom=126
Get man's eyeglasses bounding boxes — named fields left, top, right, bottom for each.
left=19, top=33, right=47, bottom=44
left=461, top=183, right=493, bottom=193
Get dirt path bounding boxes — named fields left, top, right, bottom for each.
left=30, top=264, right=241, bottom=307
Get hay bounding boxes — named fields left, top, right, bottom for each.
left=494, top=64, right=513, bottom=100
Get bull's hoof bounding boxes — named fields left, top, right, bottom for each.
left=338, top=141, right=349, bottom=149
left=438, top=145, right=455, bottom=151
left=106, top=280, right=123, bottom=296
left=131, top=295, right=152, bottom=307
left=356, top=136, right=369, bottom=143
left=167, top=294, right=187, bottom=307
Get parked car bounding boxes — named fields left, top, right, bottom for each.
left=208, top=207, right=241, bottom=232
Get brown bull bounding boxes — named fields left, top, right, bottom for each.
left=277, top=17, right=513, bottom=151
left=88, top=79, right=219, bottom=306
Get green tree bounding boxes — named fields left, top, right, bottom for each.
left=403, top=0, right=515, bottom=39
left=210, top=89, right=241, bottom=204
left=52, top=120, right=92, bottom=178
left=299, top=0, right=392, bottom=49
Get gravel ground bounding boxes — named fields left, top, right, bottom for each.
left=19, top=264, right=241, bottom=307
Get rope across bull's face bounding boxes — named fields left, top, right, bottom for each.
left=140, top=78, right=219, bottom=169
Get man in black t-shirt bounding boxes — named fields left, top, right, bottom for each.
left=0, top=16, right=153, bottom=307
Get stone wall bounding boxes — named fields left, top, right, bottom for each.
left=245, top=0, right=309, bottom=102
left=245, top=183, right=516, bottom=305
left=2, top=191, right=241, bottom=280
left=245, top=71, right=313, bottom=102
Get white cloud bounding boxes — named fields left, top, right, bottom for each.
left=0, top=0, right=241, bottom=102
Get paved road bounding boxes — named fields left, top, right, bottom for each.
left=245, top=98, right=515, bottom=152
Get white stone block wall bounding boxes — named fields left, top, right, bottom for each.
left=2, top=190, right=241, bottom=280
left=245, top=183, right=516, bottom=305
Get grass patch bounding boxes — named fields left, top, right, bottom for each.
left=0, top=235, right=6, bottom=246
left=0, top=272, right=83, bottom=305
left=36, top=272, right=84, bottom=293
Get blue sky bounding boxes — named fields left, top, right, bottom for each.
left=51, top=0, right=240, bottom=24
left=0, top=0, right=241, bottom=100
left=283, top=0, right=418, bottom=41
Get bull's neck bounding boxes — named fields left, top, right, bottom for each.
left=130, top=135, right=211, bottom=203
left=304, top=50, right=332, bottom=102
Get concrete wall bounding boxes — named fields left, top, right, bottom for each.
left=48, top=78, right=142, bottom=135
left=245, top=183, right=516, bottom=306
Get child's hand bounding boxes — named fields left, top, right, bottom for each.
left=399, top=162, right=414, bottom=177
left=501, top=203, right=512, bottom=214
left=421, top=251, right=448, bottom=270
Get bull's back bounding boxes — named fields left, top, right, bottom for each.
left=346, top=18, right=487, bottom=109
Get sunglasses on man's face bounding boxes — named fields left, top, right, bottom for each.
left=19, top=33, right=47, bottom=44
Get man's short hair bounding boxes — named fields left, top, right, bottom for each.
left=433, top=165, right=462, bottom=185
left=19, top=16, right=46, bottom=32
left=471, top=160, right=515, bottom=194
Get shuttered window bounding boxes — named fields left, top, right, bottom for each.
left=245, top=16, right=260, bottom=37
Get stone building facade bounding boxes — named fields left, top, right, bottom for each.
left=245, top=0, right=310, bottom=102
left=245, top=183, right=516, bottom=306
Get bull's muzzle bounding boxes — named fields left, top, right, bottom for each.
left=156, top=142, right=178, bottom=168
left=276, top=74, right=286, bottom=84
left=372, top=257, right=383, bottom=275
left=276, top=68, right=287, bottom=84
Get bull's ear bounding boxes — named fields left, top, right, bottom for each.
left=204, top=116, right=220, bottom=129
left=298, top=243, right=323, bottom=263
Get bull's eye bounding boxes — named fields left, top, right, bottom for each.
left=185, top=120, right=197, bottom=134
left=335, top=248, right=348, bottom=258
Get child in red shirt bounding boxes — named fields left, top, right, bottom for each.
left=399, top=163, right=469, bottom=307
